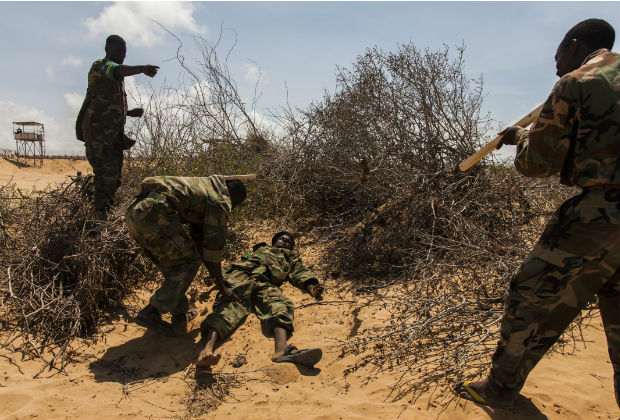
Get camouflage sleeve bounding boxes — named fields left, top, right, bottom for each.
left=201, top=206, right=227, bottom=263
left=514, top=77, right=578, bottom=178
left=96, top=59, right=120, bottom=81
left=288, top=254, right=318, bottom=289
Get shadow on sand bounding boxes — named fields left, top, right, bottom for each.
left=89, top=327, right=201, bottom=384
left=2, top=156, right=32, bottom=169
left=479, top=394, right=548, bottom=420
left=89, top=321, right=322, bottom=385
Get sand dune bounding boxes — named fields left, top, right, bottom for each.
left=0, top=157, right=91, bottom=191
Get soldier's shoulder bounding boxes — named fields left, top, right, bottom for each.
left=570, top=51, right=620, bottom=81
left=89, top=58, right=105, bottom=70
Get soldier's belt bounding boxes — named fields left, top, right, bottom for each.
left=582, top=184, right=620, bottom=192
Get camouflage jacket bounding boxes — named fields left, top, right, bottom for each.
left=76, top=58, right=127, bottom=140
left=139, top=175, right=232, bottom=263
left=514, top=49, right=620, bottom=188
left=229, top=243, right=318, bottom=289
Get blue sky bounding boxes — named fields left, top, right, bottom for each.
left=1, top=1, right=618, bottom=155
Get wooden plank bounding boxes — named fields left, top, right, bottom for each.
left=221, top=174, right=257, bottom=180
left=459, top=103, right=544, bottom=172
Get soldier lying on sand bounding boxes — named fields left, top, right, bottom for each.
left=197, top=231, right=324, bottom=369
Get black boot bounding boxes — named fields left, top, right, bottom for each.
left=135, top=304, right=176, bottom=337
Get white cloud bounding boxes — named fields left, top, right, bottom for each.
left=84, top=2, right=206, bottom=48
left=242, top=63, right=261, bottom=84
left=45, top=66, right=55, bottom=81
left=0, top=101, right=84, bottom=155
left=62, top=56, right=83, bottom=67
left=64, top=93, right=84, bottom=115
left=249, top=109, right=283, bottom=138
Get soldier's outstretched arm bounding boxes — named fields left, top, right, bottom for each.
left=114, top=64, right=159, bottom=79
left=289, top=256, right=324, bottom=299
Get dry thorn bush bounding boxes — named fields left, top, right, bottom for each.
left=0, top=174, right=153, bottom=375
left=258, top=43, right=588, bottom=403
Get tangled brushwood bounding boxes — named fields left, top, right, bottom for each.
left=182, top=368, right=246, bottom=417
left=256, top=43, right=590, bottom=402
left=0, top=174, right=153, bottom=374
left=334, top=173, right=593, bottom=404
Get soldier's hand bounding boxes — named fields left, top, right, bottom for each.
left=142, top=65, right=159, bottom=77
left=496, top=126, right=522, bottom=149
left=307, top=283, right=324, bottom=300
left=127, top=108, right=144, bottom=118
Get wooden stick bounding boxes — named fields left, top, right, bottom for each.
left=459, top=103, right=544, bottom=172
left=221, top=174, right=257, bottom=180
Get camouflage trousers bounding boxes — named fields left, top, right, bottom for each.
left=125, top=191, right=201, bottom=314
left=83, top=127, right=123, bottom=212
left=489, top=189, right=620, bottom=406
left=202, top=269, right=295, bottom=339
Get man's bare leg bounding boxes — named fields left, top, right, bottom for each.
left=270, top=326, right=322, bottom=367
left=197, top=329, right=222, bottom=367
left=271, top=326, right=289, bottom=361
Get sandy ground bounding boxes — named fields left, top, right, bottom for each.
left=0, top=156, right=92, bottom=192
left=0, top=161, right=617, bottom=419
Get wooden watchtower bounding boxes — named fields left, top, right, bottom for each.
left=13, top=121, right=45, bottom=166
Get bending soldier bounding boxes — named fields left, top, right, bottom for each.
left=126, top=175, right=246, bottom=336
left=76, top=35, right=159, bottom=221
left=456, top=19, right=620, bottom=408
left=197, top=231, right=325, bottom=368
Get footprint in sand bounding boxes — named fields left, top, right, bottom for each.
left=0, top=392, right=32, bottom=416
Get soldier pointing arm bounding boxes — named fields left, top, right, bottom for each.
left=76, top=35, right=159, bottom=221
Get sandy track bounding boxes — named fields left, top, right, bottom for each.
left=0, top=157, right=92, bottom=192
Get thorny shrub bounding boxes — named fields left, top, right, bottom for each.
left=258, top=43, right=585, bottom=403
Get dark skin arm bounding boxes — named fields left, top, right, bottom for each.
left=496, top=126, right=523, bottom=149
left=114, top=64, right=159, bottom=78
left=126, top=108, right=144, bottom=118
left=306, top=283, right=324, bottom=299
left=205, top=261, right=240, bottom=302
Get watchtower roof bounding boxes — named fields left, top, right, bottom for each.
left=13, top=121, right=44, bottom=126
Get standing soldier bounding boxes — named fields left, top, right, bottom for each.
left=126, top=175, right=246, bottom=337
left=76, top=35, right=159, bottom=221
left=456, top=19, right=619, bottom=408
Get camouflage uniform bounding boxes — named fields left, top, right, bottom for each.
left=202, top=243, right=318, bottom=339
left=489, top=49, right=620, bottom=405
left=76, top=58, right=132, bottom=213
left=125, top=175, right=231, bottom=314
